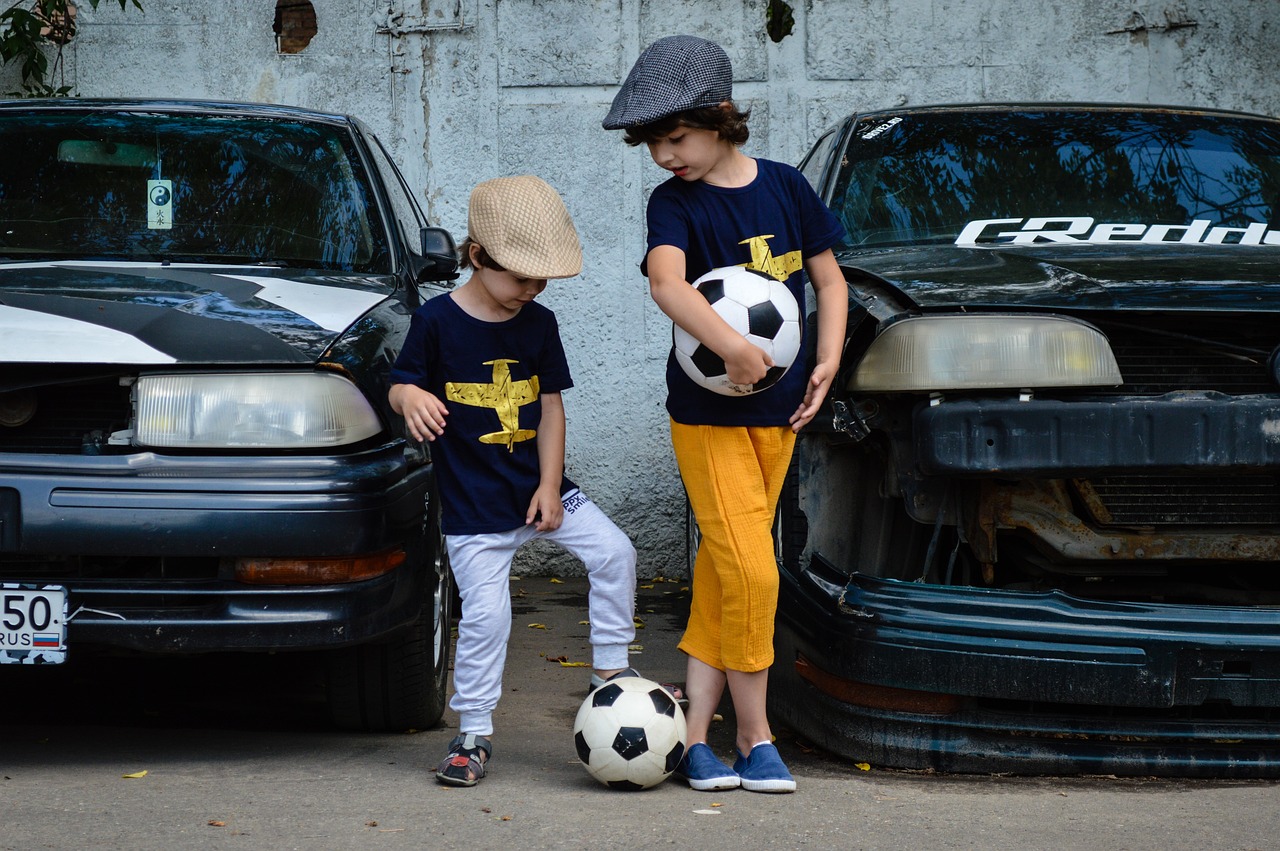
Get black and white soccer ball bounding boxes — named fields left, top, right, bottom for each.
left=674, top=266, right=802, bottom=396
left=573, top=677, right=687, bottom=790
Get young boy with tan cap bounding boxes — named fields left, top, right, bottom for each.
left=389, top=175, right=651, bottom=786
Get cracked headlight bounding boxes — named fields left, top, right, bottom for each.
left=850, top=315, right=1122, bottom=392
left=133, top=372, right=382, bottom=448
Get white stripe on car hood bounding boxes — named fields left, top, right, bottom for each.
left=220, top=275, right=387, bottom=332
left=0, top=304, right=177, bottom=363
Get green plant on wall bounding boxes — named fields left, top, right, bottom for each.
left=2, top=0, right=141, bottom=96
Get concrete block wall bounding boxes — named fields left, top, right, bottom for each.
left=5, top=0, right=1279, bottom=576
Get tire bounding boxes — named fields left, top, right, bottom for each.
left=776, top=454, right=807, bottom=574
left=684, top=493, right=700, bottom=579
left=327, top=492, right=452, bottom=731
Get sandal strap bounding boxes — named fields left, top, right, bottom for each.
left=448, top=732, right=492, bottom=760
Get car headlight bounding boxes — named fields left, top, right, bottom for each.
left=134, top=372, right=382, bottom=448
left=849, top=315, right=1122, bottom=392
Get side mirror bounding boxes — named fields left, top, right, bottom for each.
left=416, top=226, right=459, bottom=282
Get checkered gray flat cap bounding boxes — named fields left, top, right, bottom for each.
left=602, top=35, right=732, bottom=130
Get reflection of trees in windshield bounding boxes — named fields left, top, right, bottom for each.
left=0, top=115, right=387, bottom=271
left=833, top=111, right=1280, bottom=247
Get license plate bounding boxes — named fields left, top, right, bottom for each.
left=0, top=584, right=67, bottom=664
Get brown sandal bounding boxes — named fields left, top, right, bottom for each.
left=436, top=733, right=491, bottom=787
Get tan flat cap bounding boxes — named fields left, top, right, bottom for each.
left=467, top=175, right=582, bottom=280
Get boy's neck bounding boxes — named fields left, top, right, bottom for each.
left=702, top=146, right=757, bottom=189
left=449, top=276, right=523, bottom=323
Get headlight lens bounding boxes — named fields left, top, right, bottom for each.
left=850, top=315, right=1122, bottom=392
left=134, top=372, right=382, bottom=448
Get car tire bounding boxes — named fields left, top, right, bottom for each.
left=326, top=493, right=452, bottom=732
left=776, top=455, right=807, bottom=574
left=684, top=493, right=700, bottom=579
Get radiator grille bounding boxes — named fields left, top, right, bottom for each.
left=1087, top=475, right=1280, bottom=526
left=1092, top=316, right=1280, bottom=395
left=0, top=378, right=132, bottom=454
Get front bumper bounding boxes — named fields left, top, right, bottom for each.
left=771, top=557, right=1280, bottom=776
left=0, top=442, right=432, bottom=653
left=915, top=392, right=1280, bottom=475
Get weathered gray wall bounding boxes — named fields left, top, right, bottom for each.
left=9, top=0, right=1279, bottom=575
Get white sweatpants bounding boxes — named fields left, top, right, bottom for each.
left=446, top=488, right=637, bottom=736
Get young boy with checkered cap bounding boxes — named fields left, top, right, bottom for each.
left=390, top=175, right=666, bottom=786
left=604, top=36, right=848, bottom=793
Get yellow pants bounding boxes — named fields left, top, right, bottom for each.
left=671, top=420, right=796, bottom=673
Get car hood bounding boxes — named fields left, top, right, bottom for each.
left=835, top=244, right=1280, bottom=311
left=0, top=262, right=396, bottom=364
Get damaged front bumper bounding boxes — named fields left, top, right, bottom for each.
left=771, top=556, right=1280, bottom=776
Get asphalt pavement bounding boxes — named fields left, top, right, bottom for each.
left=3, top=576, right=1279, bottom=850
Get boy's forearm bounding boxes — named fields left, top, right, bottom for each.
left=808, top=250, right=849, bottom=368
left=388, top=383, right=410, bottom=415
left=536, top=393, right=566, bottom=488
left=647, top=246, right=749, bottom=361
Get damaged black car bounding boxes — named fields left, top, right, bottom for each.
left=0, top=99, right=458, bottom=731
left=772, top=104, right=1280, bottom=775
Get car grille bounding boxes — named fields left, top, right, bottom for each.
left=0, top=376, right=132, bottom=454
left=0, top=554, right=221, bottom=583
left=1086, top=475, right=1280, bottom=526
left=1072, top=315, right=1280, bottom=528
left=1092, top=315, right=1280, bottom=395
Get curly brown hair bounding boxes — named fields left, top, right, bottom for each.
left=622, top=102, right=751, bottom=147
left=458, top=237, right=505, bottom=272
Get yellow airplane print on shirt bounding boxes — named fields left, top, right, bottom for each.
left=739, top=234, right=802, bottom=281
left=445, top=359, right=539, bottom=452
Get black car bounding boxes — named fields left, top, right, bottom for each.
left=771, top=104, right=1280, bottom=775
left=0, top=99, right=459, bottom=731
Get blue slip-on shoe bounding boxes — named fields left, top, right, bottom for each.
left=675, top=742, right=740, bottom=791
left=733, top=741, right=796, bottom=793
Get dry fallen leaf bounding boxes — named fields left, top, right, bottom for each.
left=558, top=660, right=588, bottom=668
left=122, top=770, right=148, bottom=779
left=578, top=620, right=590, bottom=626
left=549, top=578, right=563, bottom=584
left=207, top=820, right=226, bottom=828
left=527, top=623, right=548, bottom=629
left=854, top=762, right=871, bottom=771
left=639, top=584, right=654, bottom=589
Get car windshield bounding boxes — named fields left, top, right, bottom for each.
left=0, top=110, right=390, bottom=271
left=829, top=109, right=1280, bottom=248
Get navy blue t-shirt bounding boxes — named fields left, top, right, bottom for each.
left=390, top=294, right=575, bottom=535
left=644, top=158, right=844, bottom=426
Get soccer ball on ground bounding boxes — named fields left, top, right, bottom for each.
left=573, top=677, right=687, bottom=790
left=673, top=265, right=802, bottom=396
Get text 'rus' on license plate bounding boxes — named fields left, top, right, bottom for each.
left=1, top=585, right=68, bottom=664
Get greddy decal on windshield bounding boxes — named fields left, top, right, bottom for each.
left=956, top=217, right=1280, bottom=246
